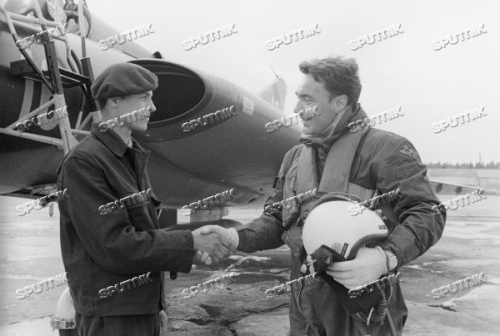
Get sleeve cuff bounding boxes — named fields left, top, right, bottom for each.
left=381, top=244, right=400, bottom=270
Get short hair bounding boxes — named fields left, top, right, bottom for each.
left=97, top=94, right=135, bottom=111
left=299, top=56, right=362, bottom=106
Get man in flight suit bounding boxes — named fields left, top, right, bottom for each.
left=57, top=63, right=229, bottom=336
left=202, top=56, right=446, bottom=335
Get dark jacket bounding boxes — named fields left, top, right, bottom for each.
left=57, top=124, right=195, bottom=316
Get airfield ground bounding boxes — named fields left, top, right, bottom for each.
left=0, top=195, right=499, bottom=335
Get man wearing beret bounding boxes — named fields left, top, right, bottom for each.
left=201, top=56, right=445, bottom=335
left=56, top=62, right=229, bottom=336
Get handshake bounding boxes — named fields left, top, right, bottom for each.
left=191, top=225, right=240, bottom=265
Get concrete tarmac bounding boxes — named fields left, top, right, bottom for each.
left=0, top=194, right=499, bottom=335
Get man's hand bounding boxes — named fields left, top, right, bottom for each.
left=193, top=225, right=239, bottom=265
left=192, top=227, right=230, bottom=264
left=159, top=310, right=168, bottom=331
left=200, top=225, right=239, bottom=251
left=194, top=250, right=213, bottom=265
left=326, top=246, right=388, bottom=289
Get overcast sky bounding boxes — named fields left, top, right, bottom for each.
left=87, top=0, right=500, bottom=164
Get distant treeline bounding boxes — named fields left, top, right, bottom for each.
left=425, top=162, right=500, bottom=169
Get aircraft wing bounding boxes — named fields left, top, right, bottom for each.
left=428, top=178, right=498, bottom=196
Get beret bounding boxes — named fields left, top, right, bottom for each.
left=91, top=63, right=158, bottom=100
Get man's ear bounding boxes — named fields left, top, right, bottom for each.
left=107, top=97, right=120, bottom=108
left=333, top=95, right=348, bottom=112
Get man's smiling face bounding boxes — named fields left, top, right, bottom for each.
left=294, top=74, right=346, bottom=136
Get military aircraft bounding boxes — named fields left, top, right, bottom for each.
left=0, top=0, right=489, bottom=334
left=0, top=0, right=296, bottom=227
left=0, top=0, right=483, bottom=220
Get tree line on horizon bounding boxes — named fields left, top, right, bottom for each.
left=425, top=161, right=500, bottom=169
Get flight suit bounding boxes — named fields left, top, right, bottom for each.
left=57, top=124, right=195, bottom=335
left=236, top=106, right=446, bottom=335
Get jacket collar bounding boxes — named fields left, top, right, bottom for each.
left=299, top=103, right=367, bottom=151
left=90, top=123, right=144, bottom=157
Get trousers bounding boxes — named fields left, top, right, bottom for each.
left=75, top=312, right=160, bottom=336
left=288, top=257, right=407, bottom=336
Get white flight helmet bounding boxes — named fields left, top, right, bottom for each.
left=302, top=194, right=389, bottom=260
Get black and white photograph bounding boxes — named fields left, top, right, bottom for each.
left=0, top=0, right=499, bottom=335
